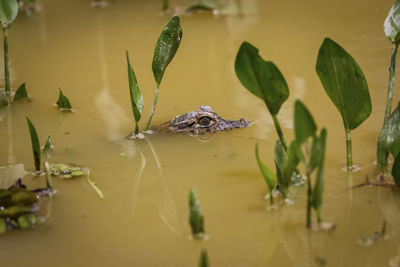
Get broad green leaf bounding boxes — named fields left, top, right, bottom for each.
left=13, top=82, right=28, bottom=102
left=152, top=16, right=182, bottom=86
left=26, top=117, right=41, bottom=172
left=255, top=143, right=277, bottom=199
left=274, top=140, right=286, bottom=196
left=0, top=90, right=7, bottom=107
left=316, top=38, right=371, bottom=131
left=56, top=88, right=72, bottom=110
left=0, top=218, right=6, bottom=233
left=311, top=128, right=327, bottom=214
left=189, top=188, right=204, bottom=237
left=198, top=249, right=209, bottom=267
left=384, top=0, right=400, bottom=44
left=126, top=50, right=144, bottom=134
left=235, top=42, right=289, bottom=115
left=1, top=205, right=30, bottom=218
left=294, top=100, right=317, bottom=144
left=11, top=190, right=37, bottom=206
left=392, top=153, right=400, bottom=185
left=0, top=0, right=18, bottom=27
left=377, top=103, right=400, bottom=170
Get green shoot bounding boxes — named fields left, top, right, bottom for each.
left=26, top=117, right=41, bottom=172
left=56, top=88, right=73, bottom=110
left=126, top=50, right=144, bottom=135
left=13, top=82, right=29, bottom=102
left=198, top=249, right=209, bottom=267
left=189, top=188, right=205, bottom=239
left=255, top=143, right=277, bottom=205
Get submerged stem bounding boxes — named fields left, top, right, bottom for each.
left=384, top=43, right=399, bottom=124
left=162, top=0, right=169, bottom=11
left=346, top=129, right=353, bottom=171
left=144, top=85, right=160, bottom=131
left=3, top=27, right=10, bottom=96
left=272, top=114, right=288, bottom=151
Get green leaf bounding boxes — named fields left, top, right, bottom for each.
left=126, top=50, right=144, bottom=135
left=189, top=188, right=204, bottom=237
left=198, top=249, right=209, bottom=267
left=309, top=135, right=322, bottom=172
left=11, top=190, right=37, bottom=206
left=0, top=218, right=6, bottom=233
left=1, top=205, right=30, bottom=218
left=0, top=0, right=18, bottom=27
left=294, top=100, right=317, bottom=144
left=377, top=103, right=400, bottom=170
left=392, top=153, right=400, bottom=185
left=316, top=38, right=372, bottom=131
left=255, top=143, right=277, bottom=203
left=185, top=0, right=218, bottom=13
left=235, top=41, right=289, bottom=115
left=282, top=141, right=300, bottom=185
left=0, top=90, right=7, bottom=107
left=311, top=128, right=327, bottom=216
left=26, top=117, right=41, bottom=172
left=384, top=0, right=400, bottom=44
left=152, top=16, right=183, bottom=86
left=13, top=82, right=29, bottom=102
left=56, top=88, right=72, bottom=110
left=17, top=214, right=37, bottom=229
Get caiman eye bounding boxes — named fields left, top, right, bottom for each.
left=198, top=116, right=213, bottom=127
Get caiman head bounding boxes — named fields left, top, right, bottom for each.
left=167, top=105, right=251, bottom=134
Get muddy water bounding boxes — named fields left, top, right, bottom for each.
left=0, top=0, right=399, bottom=266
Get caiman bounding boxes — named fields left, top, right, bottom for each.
left=153, top=105, right=251, bottom=135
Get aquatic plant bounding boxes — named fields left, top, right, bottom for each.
left=0, top=0, right=18, bottom=97
left=162, top=0, right=169, bottom=11
left=143, top=16, right=182, bottom=131
left=26, top=117, right=41, bottom=172
left=316, top=38, right=371, bottom=171
left=198, top=249, right=209, bottom=267
left=294, top=100, right=327, bottom=227
left=377, top=0, right=400, bottom=172
left=56, top=88, right=73, bottom=111
left=235, top=41, right=290, bottom=150
left=255, top=143, right=277, bottom=205
left=126, top=50, right=143, bottom=135
left=189, top=188, right=205, bottom=239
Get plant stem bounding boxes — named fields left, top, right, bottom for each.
left=134, top=120, right=139, bottom=135
left=306, top=170, right=312, bottom=228
left=144, top=84, right=160, bottom=131
left=3, top=27, right=10, bottom=96
left=384, top=43, right=399, bottom=124
left=345, top=129, right=353, bottom=171
left=272, top=114, right=288, bottom=151
left=269, top=191, right=274, bottom=205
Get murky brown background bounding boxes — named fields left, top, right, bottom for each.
left=0, top=0, right=399, bottom=266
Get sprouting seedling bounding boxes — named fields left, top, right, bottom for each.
left=126, top=50, right=144, bottom=135
left=378, top=0, right=400, bottom=172
left=316, top=38, right=371, bottom=172
left=0, top=0, right=18, bottom=97
left=198, top=249, right=209, bottom=267
left=235, top=41, right=290, bottom=150
left=143, top=16, right=183, bottom=131
left=42, top=135, right=52, bottom=158
left=26, top=117, right=41, bottom=172
left=189, top=188, right=205, bottom=239
left=294, top=100, right=327, bottom=228
left=13, top=83, right=29, bottom=102
left=255, top=143, right=277, bottom=205
left=56, top=88, right=73, bottom=111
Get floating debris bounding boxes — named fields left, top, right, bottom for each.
left=0, top=178, right=55, bottom=234
left=359, top=221, right=387, bottom=247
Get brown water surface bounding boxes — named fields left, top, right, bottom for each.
left=0, top=0, right=399, bottom=266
